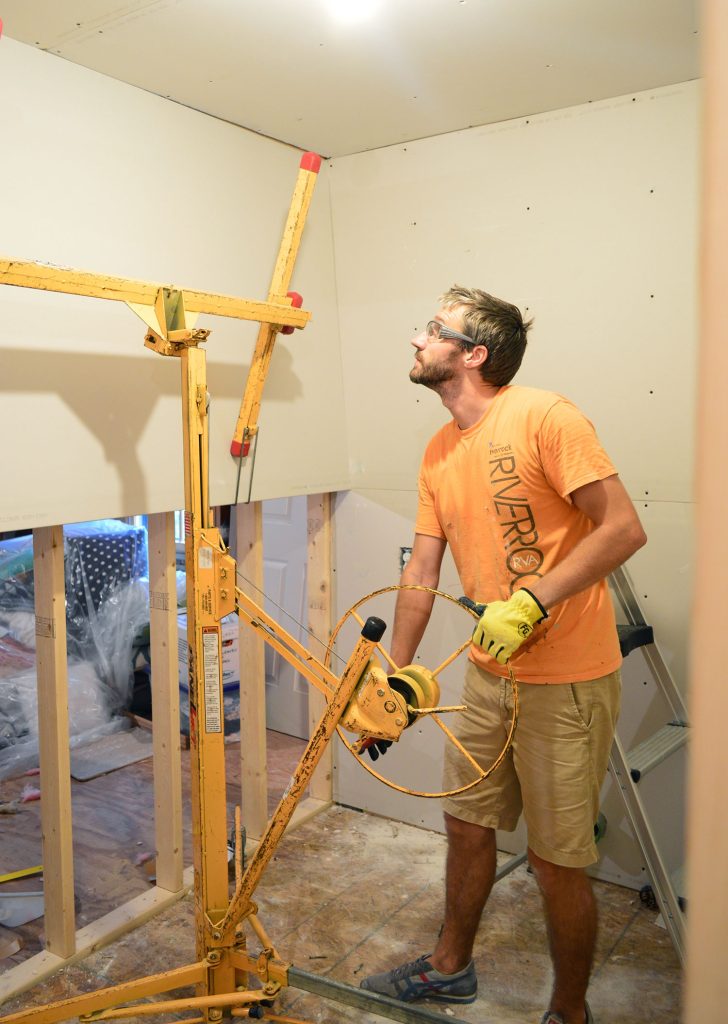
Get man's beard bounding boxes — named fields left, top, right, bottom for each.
left=409, top=353, right=458, bottom=390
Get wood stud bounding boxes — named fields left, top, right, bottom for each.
left=147, top=511, right=184, bottom=893
left=32, top=526, right=76, bottom=958
left=306, top=493, right=334, bottom=804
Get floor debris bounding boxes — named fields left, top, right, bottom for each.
left=0, top=925, right=22, bottom=959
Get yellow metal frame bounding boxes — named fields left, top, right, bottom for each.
left=0, top=152, right=518, bottom=1024
left=0, top=153, right=340, bottom=1024
left=229, top=151, right=322, bottom=459
left=329, top=585, right=518, bottom=799
left=0, top=260, right=309, bottom=330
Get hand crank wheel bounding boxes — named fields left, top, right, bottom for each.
left=326, top=585, right=519, bottom=799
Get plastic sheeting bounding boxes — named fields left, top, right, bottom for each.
left=0, top=520, right=149, bottom=778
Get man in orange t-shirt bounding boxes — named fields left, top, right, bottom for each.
left=360, top=286, right=646, bottom=1024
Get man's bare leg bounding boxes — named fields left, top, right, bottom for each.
left=528, top=848, right=595, bottom=1024
left=429, top=813, right=497, bottom=974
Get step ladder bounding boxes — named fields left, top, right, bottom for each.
left=609, top=564, right=689, bottom=964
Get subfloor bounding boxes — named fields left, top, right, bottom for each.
left=0, top=730, right=682, bottom=1024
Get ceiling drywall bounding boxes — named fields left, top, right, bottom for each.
left=0, top=0, right=699, bottom=158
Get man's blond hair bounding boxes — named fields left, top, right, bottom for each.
left=441, top=285, right=532, bottom=386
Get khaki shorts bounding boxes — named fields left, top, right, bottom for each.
left=442, top=662, right=621, bottom=868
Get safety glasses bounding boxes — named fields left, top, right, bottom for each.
left=425, top=320, right=476, bottom=346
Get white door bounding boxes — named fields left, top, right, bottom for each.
left=262, top=496, right=309, bottom=738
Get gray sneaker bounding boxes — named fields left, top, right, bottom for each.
left=360, top=954, right=477, bottom=1004
left=540, top=1001, right=594, bottom=1024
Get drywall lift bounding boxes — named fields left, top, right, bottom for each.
left=0, top=154, right=515, bottom=1024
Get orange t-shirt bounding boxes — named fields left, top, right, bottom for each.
left=415, top=386, right=622, bottom=683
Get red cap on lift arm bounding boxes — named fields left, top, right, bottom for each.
left=300, top=152, right=321, bottom=173
left=281, top=290, right=303, bottom=335
left=234, top=439, right=249, bottom=458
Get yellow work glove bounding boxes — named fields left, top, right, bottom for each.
left=471, top=589, right=548, bottom=664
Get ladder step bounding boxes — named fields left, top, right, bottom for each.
left=618, top=622, right=654, bottom=657
left=628, top=723, right=688, bottom=781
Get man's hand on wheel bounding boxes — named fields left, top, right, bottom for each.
left=470, top=589, right=548, bottom=664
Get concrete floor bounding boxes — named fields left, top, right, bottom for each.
left=2, top=803, right=681, bottom=1024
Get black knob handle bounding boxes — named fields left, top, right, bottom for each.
left=361, top=616, right=387, bottom=642
left=459, top=596, right=486, bottom=616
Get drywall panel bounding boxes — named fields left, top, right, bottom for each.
left=0, top=39, right=349, bottom=532
left=330, top=81, right=699, bottom=504
left=330, top=83, right=697, bottom=884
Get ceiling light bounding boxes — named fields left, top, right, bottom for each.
left=325, top=0, right=382, bottom=24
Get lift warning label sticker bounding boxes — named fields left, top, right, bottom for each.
left=202, top=627, right=222, bottom=733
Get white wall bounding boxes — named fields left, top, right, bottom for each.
left=0, top=39, right=349, bottom=532
left=0, top=40, right=697, bottom=887
left=330, top=81, right=699, bottom=888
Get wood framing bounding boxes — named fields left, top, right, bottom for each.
left=2, top=500, right=341, bottom=1008
left=32, top=526, right=76, bottom=957
left=2, top=506, right=339, bottom=1006
left=307, top=493, right=334, bottom=804
left=0, top=525, right=194, bottom=1004
left=684, top=0, right=728, bottom=1017
left=147, top=511, right=184, bottom=894
left=0, top=871, right=194, bottom=1004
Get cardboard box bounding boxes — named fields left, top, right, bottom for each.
left=178, top=613, right=239, bottom=693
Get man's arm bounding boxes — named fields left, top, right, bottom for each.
left=471, top=474, right=647, bottom=664
left=527, top=474, right=647, bottom=612
left=388, top=533, right=447, bottom=668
